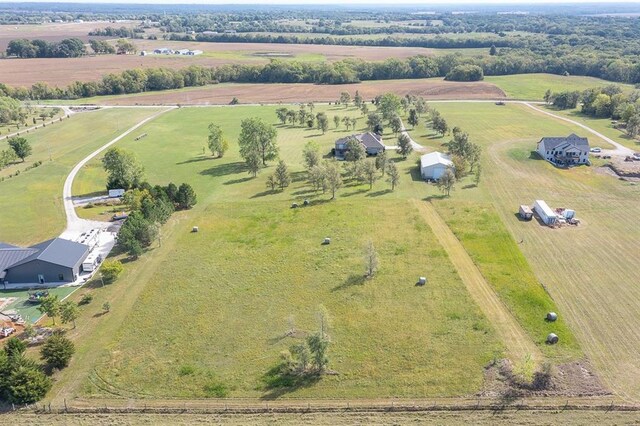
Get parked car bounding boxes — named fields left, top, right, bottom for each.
left=590, top=147, right=602, bottom=153
left=633, top=153, right=640, bottom=161
left=0, top=327, right=15, bottom=338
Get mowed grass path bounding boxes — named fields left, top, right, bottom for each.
left=0, top=108, right=163, bottom=246
left=420, top=103, right=640, bottom=398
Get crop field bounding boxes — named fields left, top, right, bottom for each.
left=2, top=41, right=438, bottom=88
left=0, top=107, right=163, bottom=246
left=52, top=79, right=505, bottom=107
left=0, top=21, right=139, bottom=51
left=410, top=102, right=640, bottom=398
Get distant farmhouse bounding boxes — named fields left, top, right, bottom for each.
left=420, top=151, right=454, bottom=180
left=335, top=132, right=385, bottom=160
left=0, top=238, right=90, bottom=285
left=144, top=48, right=202, bottom=56
left=537, top=133, right=589, bottom=166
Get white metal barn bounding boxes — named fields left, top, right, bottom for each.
left=420, top=152, right=454, bottom=180
left=533, top=200, right=557, bottom=225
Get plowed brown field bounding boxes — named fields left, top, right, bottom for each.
left=94, top=79, right=505, bottom=105
left=1, top=40, right=436, bottom=87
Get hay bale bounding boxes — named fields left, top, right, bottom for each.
left=291, top=203, right=299, bottom=209
left=322, top=237, right=331, bottom=245
left=546, top=333, right=559, bottom=344
left=303, top=199, right=310, bottom=206
left=546, top=312, right=558, bottom=322
left=418, top=277, right=427, bottom=286
left=192, top=226, right=199, bottom=233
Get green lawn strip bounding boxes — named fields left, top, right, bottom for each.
left=432, top=200, right=581, bottom=362
left=485, top=74, right=634, bottom=101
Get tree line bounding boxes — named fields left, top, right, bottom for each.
left=547, top=85, right=640, bottom=139
left=6, top=38, right=86, bottom=58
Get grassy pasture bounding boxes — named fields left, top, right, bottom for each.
left=415, top=102, right=640, bottom=397
left=70, top=105, right=505, bottom=398
left=484, top=74, right=635, bottom=101
left=0, top=107, right=163, bottom=246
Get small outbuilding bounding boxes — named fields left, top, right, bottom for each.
left=519, top=205, right=533, bottom=221
left=420, top=151, right=454, bottom=180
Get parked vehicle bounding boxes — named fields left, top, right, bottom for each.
left=590, top=147, right=602, bottom=153
left=0, top=327, right=15, bottom=338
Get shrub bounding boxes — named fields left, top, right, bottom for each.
left=7, top=365, right=52, bottom=404
left=203, top=381, right=228, bottom=397
left=101, top=260, right=123, bottom=283
left=445, top=64, right=484, bottom=82
left=79, top=293, right=93, bottom=305
left=179, top=365, right=195, bottom=376
left=40, top=333, right=75, bottom=369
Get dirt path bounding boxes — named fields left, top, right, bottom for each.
left=522, top=103, right=634, bottom=157
left=412, top=199, right=541, bottom=363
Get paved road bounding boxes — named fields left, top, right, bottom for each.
left=60, top=107, right=175, bottom=241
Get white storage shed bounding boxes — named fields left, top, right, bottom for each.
left=420, top=152, right=454, bottom=180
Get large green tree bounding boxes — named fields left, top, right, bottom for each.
left=41, top=334, right=75, bottom=369
left=101, top=147, right=144, bottom=190
left=238, top=117, right=278, bottom=167
left=8, top=137, right=31, bottom=162
left=207, top=123, right=229, bottom=158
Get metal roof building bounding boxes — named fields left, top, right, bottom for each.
left=0, top=238, right=90, bottom=285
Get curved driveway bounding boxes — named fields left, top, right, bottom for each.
left=59, top=107, right=175, bottom=240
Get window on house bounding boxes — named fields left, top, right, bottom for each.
left=58, top=274, right=64, bottom=281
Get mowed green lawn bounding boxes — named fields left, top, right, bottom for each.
left=0, top=108, right=163, bottom=246
left=485, top=74, right=634, bottom=101
left=414, top=102, right=640, bottom=398
left=74, top=105, right=504, bottom=398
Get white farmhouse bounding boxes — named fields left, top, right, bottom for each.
left=536, top=133, right=589, bottom=166
left=420, top=151, right=454, bottom=180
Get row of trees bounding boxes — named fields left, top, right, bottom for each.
left=6, top=38, right=86, bottom=58
left=4, top=48, right=640, bottom=101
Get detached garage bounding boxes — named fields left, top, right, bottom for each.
left=420, top=151, right=454, bottom=180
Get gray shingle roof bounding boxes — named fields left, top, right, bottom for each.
left=539, top=133, right=589, bottom=152
left=336, top=132, right=384, bottom=150
left=0, top=238, right=89, bottom=271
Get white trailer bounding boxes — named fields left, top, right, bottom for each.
left=533, top=200, right=557, bottom=225
left=82, top=252, right=102, bottom=272
left=108, top=189, right=125, bottom=198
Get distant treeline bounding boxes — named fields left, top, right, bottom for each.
left=1, top=53, right=639, bottom=101
left=6, top=38, right=86, bottom=58
left=88, top=26, right=144, bottom=38
left=186, top=32, right=521, bottom=49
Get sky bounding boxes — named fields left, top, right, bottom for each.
left=2, top=0, right=639, bottom=4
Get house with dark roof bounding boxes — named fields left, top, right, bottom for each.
left=335, top=132, right=385, bottom=160
left=537, top=133, right=590, bottom=166
left=0, top=238, right=90, bottom=285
